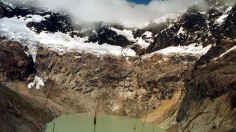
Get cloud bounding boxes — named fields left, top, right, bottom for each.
left=9, top=0, right=205, bottom=27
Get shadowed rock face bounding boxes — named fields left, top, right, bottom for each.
left=146, top=9, right=209, bottom=54
left=224, top=4, right=236, bottom=38
left=27, top=13, right=74, bottom=34
left=146, top=3, right=236, bottom=55
left=87, top=26, right=132, bottom=47
left=195, top=39, right=236, bottom=68
left=0, top=39, right=36, bottom=81
left=0, top=83, right=48, bottom=132
left=0, top=81, right=68, bottom=132
left=176, top=48, right=236, bottom=131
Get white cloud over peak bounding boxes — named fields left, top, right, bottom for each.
left=7, top=0, right=205, bottom=27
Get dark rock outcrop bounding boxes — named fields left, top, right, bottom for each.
left=223, top=4, right=236, bottom=38
left=0, top=83, right=47, bottom=132
left=87, top=26, right=132, bottom=47
left=0, top=39, right=36, bottom=81
left=27, top=12, right=74, bottom=34
left=0, top=81, right=68, bottom=132
left=146, top=7, right=210, bottom=54
left=176, top=48, right=236, bottom=131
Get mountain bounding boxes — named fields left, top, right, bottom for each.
left=0, top=0, right=235, bottom=131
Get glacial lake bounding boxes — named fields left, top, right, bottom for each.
left=45, top=114, right=165, bottom=132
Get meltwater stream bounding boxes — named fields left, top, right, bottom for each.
left=45, top=114, right=165, bottom=132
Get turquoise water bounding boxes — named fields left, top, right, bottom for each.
left=45, top=114, right=165, bottom=132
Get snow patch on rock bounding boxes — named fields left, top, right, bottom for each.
left=110, top=27, right=135, bottom=41
left=135, top=31, right=153, bottom=49
left=177, top=27, right=185, bottom=36
left=214, top=6, right=232, bottom=25
left=27, top=76, right=44, bottom=89
left=214, top=45, right=236, bottom=60
left=143, top=31, right=153, bottom=38
left=215, top=14, right=229, bottom=25
left=0, top=16, right=136, bottom=59
left=143, top=43, right=212, bottom=59
left=22, top=15, right=46, bottom=23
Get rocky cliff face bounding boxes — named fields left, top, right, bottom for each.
left=0, top=38, right=36, bottom=81
left=176, top=49, right=236, bottom=132
left=34, top=46, right=191, bottom=116
left=0, top=38, right=72, bottom=132
left=0, top=0, right=235, bottom=132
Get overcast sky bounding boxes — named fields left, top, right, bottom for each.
left=10, top=0, right=205, bottom=27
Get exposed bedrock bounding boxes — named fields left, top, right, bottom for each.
left=35, top=46, right=193, bottom=117
left=176, top=49, right=236, bottom=132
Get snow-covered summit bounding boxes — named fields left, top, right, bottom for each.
left=0, top=0, right=235, bottom=61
